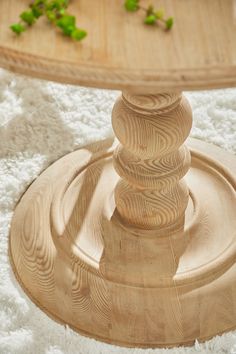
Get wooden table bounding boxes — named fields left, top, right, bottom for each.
left=1, top=0, right=236, bottom=348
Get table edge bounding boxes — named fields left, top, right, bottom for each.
left=1, top=46, right=236, bottom=91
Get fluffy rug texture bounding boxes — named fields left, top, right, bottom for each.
left=0, top=67, right=236, bottom=354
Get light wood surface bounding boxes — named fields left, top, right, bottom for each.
left=0, top=0, right=236, bottom=91
left=9, top=91, right=236, bottom=347
left=4, top=0, right=236, bottom=347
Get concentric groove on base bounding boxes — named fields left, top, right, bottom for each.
left=9, top=138, right=236, bottom=348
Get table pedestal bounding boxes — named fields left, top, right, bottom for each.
left=9, top=92, right=236, bottom=348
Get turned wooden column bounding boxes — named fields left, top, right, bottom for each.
left=9, top=87, right=236, bottom=347
left=112, top=92, right=192, bottom=229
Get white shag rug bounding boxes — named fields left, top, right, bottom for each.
left=0, top=67, right=236, bottom=354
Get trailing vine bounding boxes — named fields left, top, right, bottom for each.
left=10, top=0, right=87, bottom=40
left=125, top=0, right=174, bottom=29
left=10, top=0, right=173, bottom=40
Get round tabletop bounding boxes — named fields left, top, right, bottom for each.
left=0, top=0, right=236, bottom=92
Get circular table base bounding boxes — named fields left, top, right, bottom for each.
left=9, top=138, right=236, bottom=348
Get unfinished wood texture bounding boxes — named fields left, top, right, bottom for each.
left=10, top=134, right=236, bottom=348
left=0, top=0, right=236, bottom=91
left=112, top=92, right=192, bottom=228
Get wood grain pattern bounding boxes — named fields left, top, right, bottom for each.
left=9, top=136, right=236, bottom=347
left=112, top=92, right=192, bottom=228
left=0, top=0, right=236, bottom=91
left=3, top=1, right=236, bottom=344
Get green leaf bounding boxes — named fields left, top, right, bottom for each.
left=31, top=5, right=43, bottom=19
left=144, top=14, right=156, bottom=25
left=56, top=15, right=76, bottom=35
left=57, top=14, right=76, bottom=28
left=47, top=0, right=69, bottom=11
left=10, top=23, right=26, bottom=34
left=59, top=8, right=66, bottom=16
left=46, top=10, right=56, bottom=22
left=165, top=17, right=174, bottom=30
left=124, top=0, right=139, bottom=12
left=71, top=28, right=87, bottom=41
left=20, top=10, right=36, bottom=26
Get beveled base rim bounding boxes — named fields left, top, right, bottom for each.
left=8, top=247, right=236, bottom=349
left=9, top=138, right=236, bottom=348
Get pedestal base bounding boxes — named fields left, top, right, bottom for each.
left=9, top=138, right=236, bottom=348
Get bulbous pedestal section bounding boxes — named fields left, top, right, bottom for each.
left=112, top=92, right=192, bottom=229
